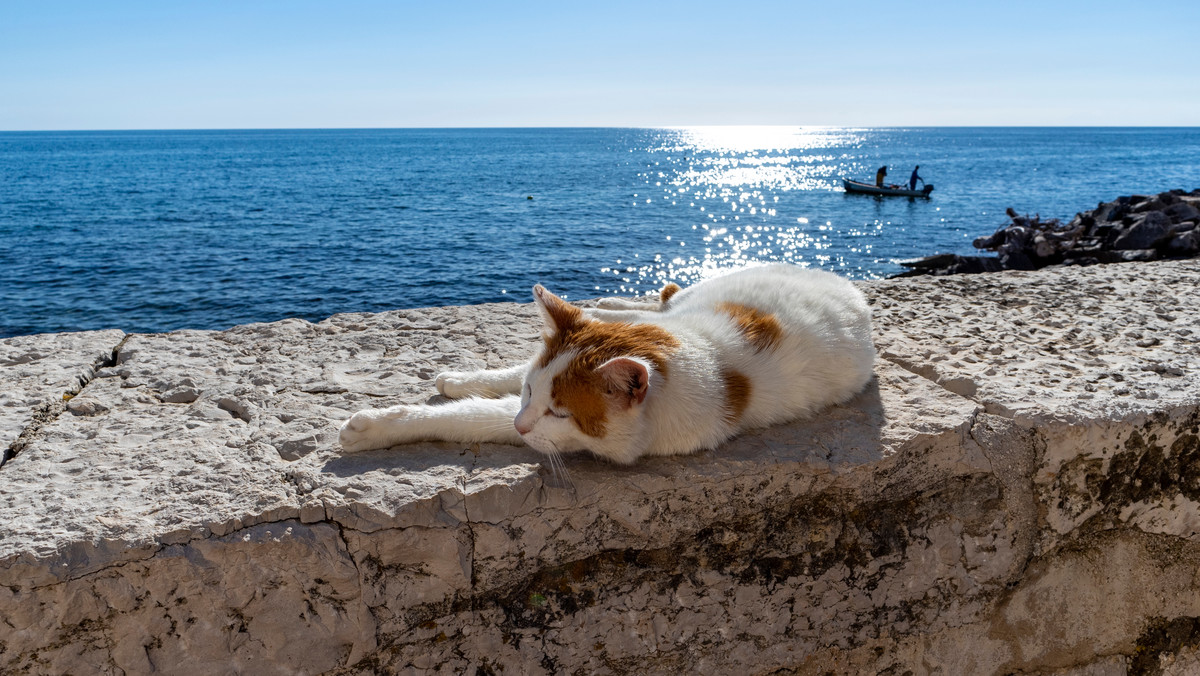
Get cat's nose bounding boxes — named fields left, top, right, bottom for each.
left=514, top=405, right=539, bottom=435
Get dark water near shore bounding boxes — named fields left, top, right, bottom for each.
left=2, top=127, right=1199, bottom=338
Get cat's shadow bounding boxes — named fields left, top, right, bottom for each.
left=710, top=376, right=887, bottom=467
left=319, top=377, right=887, bottom=483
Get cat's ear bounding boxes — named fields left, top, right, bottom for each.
left=597, top=357, right=651, bottom=409
left=533, top=284, right=582, bottom=337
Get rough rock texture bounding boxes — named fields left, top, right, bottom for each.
left=0, top=329, right=124, bottom=461
left=899, top=188, right=1200, bottom=276
left=2, top=260, right=1199, bottom=675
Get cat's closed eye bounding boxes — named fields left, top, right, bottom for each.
left=546, top=408, right=570, bottom=419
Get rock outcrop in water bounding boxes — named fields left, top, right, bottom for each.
left=3, top=259, right=1200, bottom=674
left=897, top=188, right=1200, bottom=276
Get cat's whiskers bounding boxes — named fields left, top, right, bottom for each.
left=473, top=423, right=518, bottom=436
left=544, top=440, right=576, bottom=494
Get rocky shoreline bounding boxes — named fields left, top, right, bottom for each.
left=2, top=259, right=1200, bottom=674
left=897, top=188, right=1200, bottom=276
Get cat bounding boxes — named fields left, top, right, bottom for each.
left=338, top=264, right=875, bottom=465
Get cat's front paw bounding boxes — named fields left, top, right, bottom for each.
left=339, top=407, right=406, bottom=453
left=435, top=371, right=476, bottom=399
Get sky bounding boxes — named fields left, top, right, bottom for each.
left=2, top=0, right=1198, bottom=130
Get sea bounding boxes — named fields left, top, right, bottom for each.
left=2, top=127, right=1199, bottom=338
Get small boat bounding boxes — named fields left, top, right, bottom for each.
left=843, top=178, right=934, bottom=198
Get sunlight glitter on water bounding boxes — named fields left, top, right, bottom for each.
left=605, top=126, right=872, bottom=297
left=660, top=125, right=866, bottom=154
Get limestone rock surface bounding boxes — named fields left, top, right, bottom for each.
left=0, top=329, right=124, bottom=456
left=2, top=260, right=1199, bottom=675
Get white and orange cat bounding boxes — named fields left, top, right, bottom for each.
left=339, top=264, right=875, bottom=464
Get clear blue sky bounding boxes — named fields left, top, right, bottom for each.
left=2, top=0, right=1197, bottom=130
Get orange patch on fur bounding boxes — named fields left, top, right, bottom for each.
left=659, top=283, right=682, bottom=305
left=535, top=285, right=584, bottom=335
left=716, top=302, right=783, bottom=353
left=552, top=375, right=610, bottom=438
left=540, top=318, right=680, bottom=438
left=721, top=368, right=751, bottom=426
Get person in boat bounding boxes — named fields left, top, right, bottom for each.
left=909, top=165, right=922, bottom=191
left=875, top=165, right=887, bottom=187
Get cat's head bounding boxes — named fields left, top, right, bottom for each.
left=515, top=285, right=678, bottom=464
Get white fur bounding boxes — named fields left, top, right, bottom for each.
left=594, top=296, right=658, bottom=311
left=339, top=264, right=875, bottom=464
left=435, top=363, right=526, bottom=399
left=339, top=396, right=523, bottom=452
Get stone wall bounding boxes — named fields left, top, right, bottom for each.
left=2, top=260, right=1198, bottom=675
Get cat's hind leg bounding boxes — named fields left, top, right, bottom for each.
left=436, top=362, right=528, bottom=399
left=339, top=395, right=523, bottom=452
left=594, top=283, right=681, bottom=312
left=584, top=308, right=660, bottom=323
left=595, top=296, right=658, bottom=310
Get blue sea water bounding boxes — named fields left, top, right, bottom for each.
left=2, top=127, right=1199, bottom=338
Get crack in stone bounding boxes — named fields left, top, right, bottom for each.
left=458, top=449, right=487, bottom=664
left=2, top=400, right=62, bottom=468
left=968, top=411, right=1040, bottom=587
left=22, top=513, right=389, bottom=592
left=1, top=334, right=128, bottom=469
left=26, top=545, right=166, bottom=593
left=331, top=520, right=371, bottom=671
left=462, top=454, right=479, bottom=595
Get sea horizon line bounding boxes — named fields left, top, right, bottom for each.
left=3, top=124, right=1199, bottom=134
